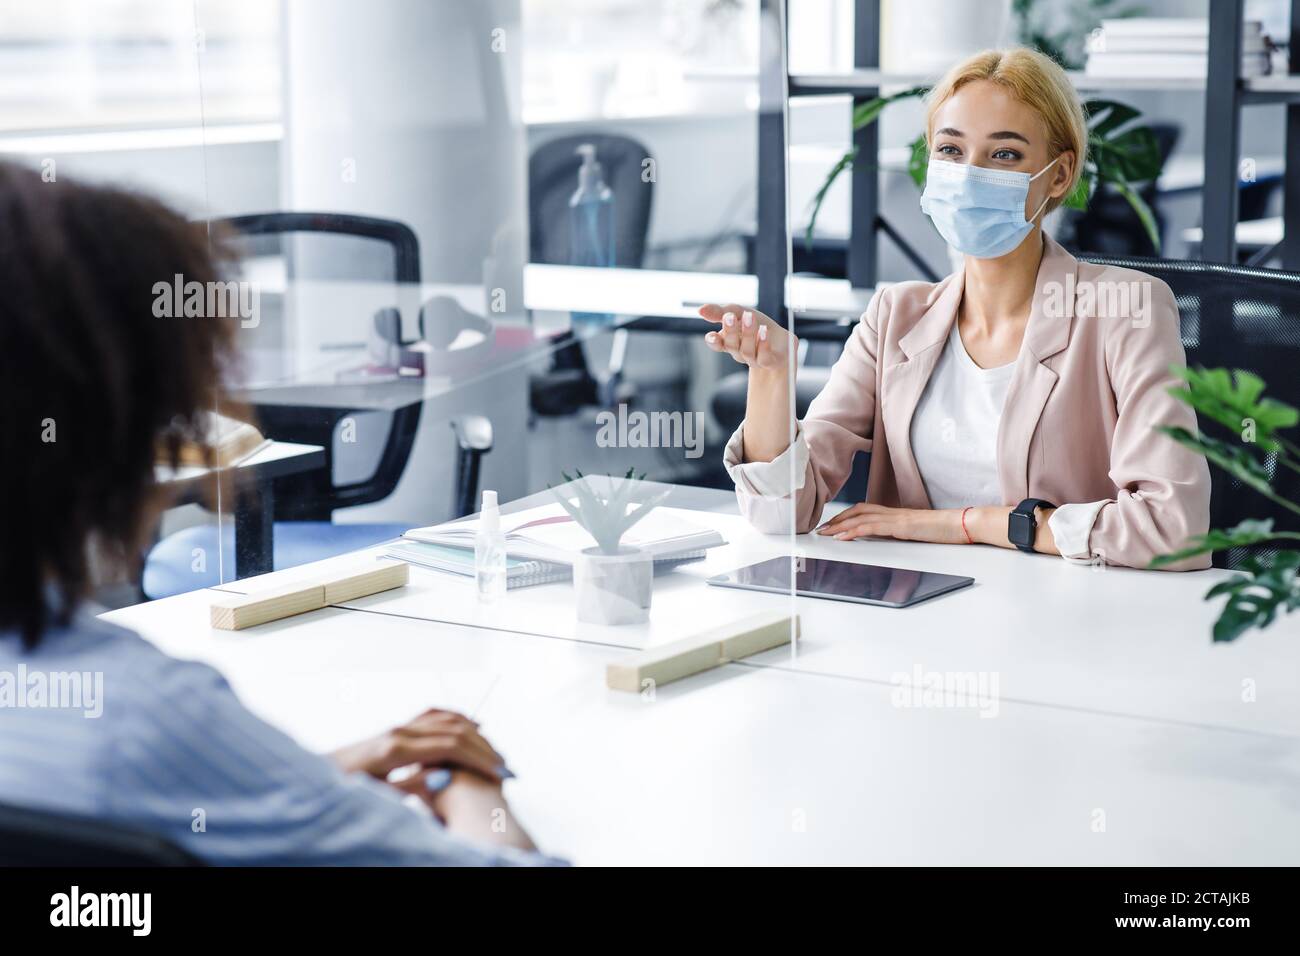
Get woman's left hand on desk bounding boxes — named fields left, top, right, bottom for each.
left=816, top=503, right=967, bottom=545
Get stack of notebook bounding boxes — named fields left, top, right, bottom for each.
left=386, top=502, right=727, bottom=591
left=1084, top=18, right=1273, bottom=79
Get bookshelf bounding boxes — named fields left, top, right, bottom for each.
left=755, top=0, right=1300, bottom=324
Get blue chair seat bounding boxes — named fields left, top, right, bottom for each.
left=143, top=522, right=409, bottom=599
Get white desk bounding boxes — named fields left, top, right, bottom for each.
left=101, top=585, right=1300, bottom=865
left=203, top=483, right=1300, bottom=738
left=101, top=480, right=1300, bottom=864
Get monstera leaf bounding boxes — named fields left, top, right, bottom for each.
left=1154, top=369, right=1300, bottom=643
left=1166, top=366, right=1300, bottom=454
left=1150, top=519, right=1300, bottom=567
left=1203, top=552, right=1300, bottom=643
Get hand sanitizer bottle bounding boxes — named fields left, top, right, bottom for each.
left=569, top=143, right=615, bottom=324
left=475, top=490, right=507, bottom=602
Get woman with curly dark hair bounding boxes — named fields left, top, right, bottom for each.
left=0, top=162, right=558, bottom=865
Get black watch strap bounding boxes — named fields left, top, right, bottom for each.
left=1009, top=498, right=1055, bottom=553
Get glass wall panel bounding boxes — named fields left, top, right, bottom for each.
left=193, top=0, right=798, bottom=659
left=196, top=2, right=801, bottom=853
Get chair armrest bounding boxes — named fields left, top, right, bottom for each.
left=451, top=415, right=493, bottom=453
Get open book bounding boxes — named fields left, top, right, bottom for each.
left=403, top=501, right=726, bottom=567
left=163, top=412, right=270, bottom=468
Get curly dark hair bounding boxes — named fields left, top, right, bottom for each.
left=0, top=160, right=239, bottom=647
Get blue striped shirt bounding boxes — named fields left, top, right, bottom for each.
left=0, top=612, right=558, bottom=865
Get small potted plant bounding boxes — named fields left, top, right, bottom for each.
left=552, top=469, right=669, bottom=625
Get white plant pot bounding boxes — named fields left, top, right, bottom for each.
left=574, top=546, right=652, bottom=626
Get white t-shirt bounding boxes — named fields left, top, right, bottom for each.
left=909, top=323, right=1015, bottom=509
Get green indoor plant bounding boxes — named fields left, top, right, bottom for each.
left=1152, top=367, right=1300, bottom=642
left=552, top=469, right=670, bottom=625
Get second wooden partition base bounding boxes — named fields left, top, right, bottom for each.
left=606, top=610, right=800, bottom=692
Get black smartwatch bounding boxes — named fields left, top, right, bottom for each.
left=1008, top=498, right=1055, bottom=553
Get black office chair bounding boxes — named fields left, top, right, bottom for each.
left=0, top=802, right=203, bottom=866
left=142, top=213, right=491, bottom=598
left=217, top=212, right=426, bottom=520
left=1082, top=255, right=1300, bottom=568
left=528, top=134, right=655, bottom=415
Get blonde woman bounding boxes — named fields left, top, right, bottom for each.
left=700, top=48, right=1210, bottom=570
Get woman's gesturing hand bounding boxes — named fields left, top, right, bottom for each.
left=699, top=303, right=795, bottom=372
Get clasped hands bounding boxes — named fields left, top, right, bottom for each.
left=330, top=707, right=511, bottom=821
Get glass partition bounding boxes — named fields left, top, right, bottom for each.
left=2, top=0, right=800, bottom=641
left=183, top=0, right=799, bottom=659
left=0, top=0, right=248, bottom=604
left=1, top=0, right=803, bottom=863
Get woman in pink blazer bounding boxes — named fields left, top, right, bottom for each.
left=701, top=48, right=1210, bottom=571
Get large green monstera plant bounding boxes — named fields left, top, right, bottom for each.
left=1152, top=367, right=1300, bottom=642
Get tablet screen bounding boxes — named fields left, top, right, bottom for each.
left=708, top=556, right=972, bottom=608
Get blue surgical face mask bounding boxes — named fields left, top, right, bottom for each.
left=919, top=157, right=1059, bottom=259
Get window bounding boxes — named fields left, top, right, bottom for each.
left=0, top=0, right=279, bottom=133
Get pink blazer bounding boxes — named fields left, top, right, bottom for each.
left=736, top=235, right=1212, bottom=570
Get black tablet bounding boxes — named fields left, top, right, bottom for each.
left=707, top=556, right=973, bottom=608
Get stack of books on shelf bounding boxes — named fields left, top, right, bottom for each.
left=1084, top=18, right=1272, bottom=79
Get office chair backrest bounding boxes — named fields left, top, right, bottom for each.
left=529, top=133, right=655, bottom=268
left=1083, top=255, right=1300, bottom=568
left=0, top=801, right=203, bottom=866
left=215, top=212, right=423, bottom=518
left=221, top=211, right=421, bottom=284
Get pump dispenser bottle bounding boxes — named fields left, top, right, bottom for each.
left=475, top=490, right=507, bottom=602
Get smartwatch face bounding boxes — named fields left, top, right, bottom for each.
left=1009, top=510, right=1035, bottom=549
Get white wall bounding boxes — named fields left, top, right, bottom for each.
left=0, top=132, right=278, bottom=220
